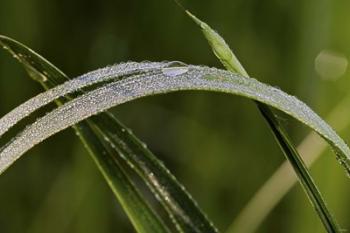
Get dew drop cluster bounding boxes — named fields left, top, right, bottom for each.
left=0, top=61, right=349, bottom=181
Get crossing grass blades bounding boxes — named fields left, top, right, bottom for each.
left=0, top=8, right=348, bottom=233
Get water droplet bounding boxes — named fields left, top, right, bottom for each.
left=43, top=71, right=50, bottom=78
left=167, top=61, right=187, bottom=67
left=141, top=142, right=148, bottom=149
left=162, top=67, right=189, bottom=77
left=39, top=73, right=48, bottom=82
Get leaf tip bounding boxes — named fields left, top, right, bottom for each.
left=186, top=10, right=206, bottom=29
left=185, top=11, right=249, bottom=77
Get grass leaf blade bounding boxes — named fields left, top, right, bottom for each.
left=0, top=64, right=349, bottom=181
left=75, top=120, right=170, bottom=233
left=258, top=104, right=340, bottom=232
left=229, top=94, right=350, bottom=233
left=183, top=9, right=341, bottom=232
left=92, top=112, right=219, bottom=233
left=0, top=35, right=219, bottom=233
left=0, top=36, right=171, bottom=233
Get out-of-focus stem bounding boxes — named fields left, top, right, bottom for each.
left=227, top=94, right=350, bottom=233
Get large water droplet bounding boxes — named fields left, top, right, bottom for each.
left=167, top=61, right=187, bottom=67
left=162, top=67, right=189, bottom=77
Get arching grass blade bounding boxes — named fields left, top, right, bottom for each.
left=0, top=37, right=171, bottom=233
left=184, top=10, right=342, bottom=232
left=0, top=35, right=219, bottom=233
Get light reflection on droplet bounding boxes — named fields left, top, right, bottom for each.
left=162, top=67, right=189, bottom=77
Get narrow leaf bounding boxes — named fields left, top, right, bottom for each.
left=0, top=36, right=170, bottom=233
left=77, top=121, right=170, bottom=233
left=185, top=11, right=248, bottom=76
left=184, top=10, right=341, bottom=232
left=0, top=63, right=349, bottom=181
left=258, top=105, right=340, bottom=232
left=0, top=35, right=219, bottom=233
left=229, top=94, right=350, bottom=233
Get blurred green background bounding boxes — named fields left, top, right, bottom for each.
left=0, top=0, right=350, bottom=232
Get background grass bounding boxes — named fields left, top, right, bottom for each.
left=0, top=0, right=350, bottom=232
